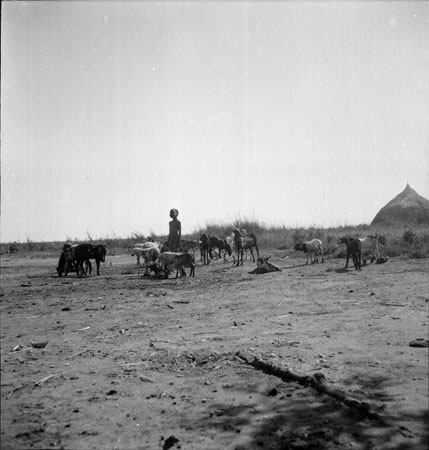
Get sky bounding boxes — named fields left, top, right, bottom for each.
left=1, top=1, right=428, bottom=243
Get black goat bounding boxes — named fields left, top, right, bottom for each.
left=339, top=236, right=361, bottom=270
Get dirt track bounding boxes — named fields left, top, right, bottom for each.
left=1, top=250, right=428, bottom=450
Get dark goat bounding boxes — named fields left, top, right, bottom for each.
left=199, top=233, right=211, bottom=265
left=209, top=236, right=232, bottom=260
left=232, top=229, right=259, bottom=266
left=339, top=236, right=361, bottom=270
left=174, top=253, right=195, bottom=278
left=74, top=243, right=107, bottom=277
left=57, top=244, right=79, bottom=276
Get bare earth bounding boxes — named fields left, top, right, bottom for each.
left=1, top=250, right=428, bottom=450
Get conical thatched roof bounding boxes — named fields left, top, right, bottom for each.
left=371, top=184, right=429, bottom=226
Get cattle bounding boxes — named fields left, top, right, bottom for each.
left=232, top=229, right=259, bottom=266
left=74, top=243, right=107, bottom=277
left=339, top=236, right=361, bottom=270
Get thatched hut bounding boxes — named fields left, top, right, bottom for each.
left=371, top=184, right=429, bottom=226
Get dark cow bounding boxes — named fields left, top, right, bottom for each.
left=74, top=243, right=107, bottom=277
left=209, top=236, right=232, bottom=261
left=339, top=236, right=361, bottom=270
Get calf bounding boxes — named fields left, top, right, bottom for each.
left=294, top=239, right=324, bottom=264
left=339, top=236, right=361, bottom=270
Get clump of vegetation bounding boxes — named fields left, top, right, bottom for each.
left=1, top=223, right=428, bottom=259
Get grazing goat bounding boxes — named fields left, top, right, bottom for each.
left=132, top=246, right=160, bottom=277
left=74, top=243, right=107, bottom=277
left=339, top=236, right=361, bottom=270
left=232, top=229, right=259, bottom=266
left=209, top=236, right=232, bottom=260
left=294, top=239, right=325, bottom=264
left=199, top=233, right=211, bottom=265
left=249, top=256, right=281, bottom=274
left=358, top=234, right=386, bottom=265
left=57, top=244, right=77, bottom=276
left=157, top=251, right=190, bottom=278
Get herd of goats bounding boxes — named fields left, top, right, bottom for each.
left=56, top=229, right=388, bottom=279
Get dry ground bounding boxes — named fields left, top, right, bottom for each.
left=1, top=249, right=428, bottom=450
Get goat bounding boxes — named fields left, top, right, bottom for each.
left=157, top=251, right=188, bottom=278
left=74, top=243, right=107, bottom=277
left=132, top=246, right=161, bottom=277
left=358, top=234, right=386, bottom=265
left=249, top=256, right=281, bottom=274
left=179, top=239, right=200, bottom=257
left=56, top=244, right=91, bottom=276
left=294, top=239, right=325, bottom=264
left=339, top=236, right=361, bottom=270
left=209, top=236, right=232, bottom=261
left=232, top=228, right=259, bottom=266
left=174, top=252, right=195, bottom=278
left=199, top=233, right=211, bottom=265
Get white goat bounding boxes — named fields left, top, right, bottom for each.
left=358, top=234, right=385, bottom=264
left=131, top=246, right=160, bottom=277
left=294, top=239, right=325, bottom=264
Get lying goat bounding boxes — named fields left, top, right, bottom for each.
left=294, top=239, right=324, bottom=264
left=249, top=256, right=281, bottom=274
left=339, top=236, right=361, bottom=270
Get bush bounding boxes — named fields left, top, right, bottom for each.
left=402, top=230, right=416, bottom=244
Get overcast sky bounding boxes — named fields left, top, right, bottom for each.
left=1, top=1, right=428, bottom=243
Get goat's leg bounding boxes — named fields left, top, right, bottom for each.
left=249, top=247, right=255, bottom=263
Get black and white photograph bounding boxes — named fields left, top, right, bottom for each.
left=1, top=1, right=428, bottom=449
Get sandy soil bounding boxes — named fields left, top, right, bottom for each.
left=1, top=249, right=428, bottom=450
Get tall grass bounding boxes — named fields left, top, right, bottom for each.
left=1, top=222, right=428, bottom=258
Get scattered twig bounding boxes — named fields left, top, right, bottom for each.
left=166, top=304, right=174, bottom=309
left=34, top=374, right=57, bottom=387
left=26, top=315, right=41, bottom=319
left=8, top=373, right=57, bottom=399
left=66, top=349, right=90, bottom=360
left=73, top=326, right=90, bottom=331
left=172, top=300, right=190, bottom=304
